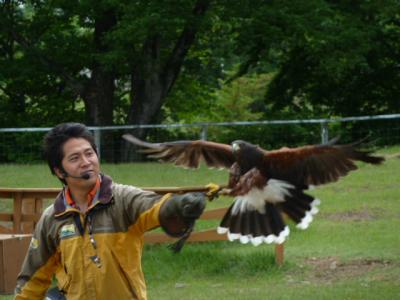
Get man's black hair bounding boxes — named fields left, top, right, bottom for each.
left=43, top=123, right=98, bottom=183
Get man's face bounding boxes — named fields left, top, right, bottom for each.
left=56, top=138, right=100, bottom=186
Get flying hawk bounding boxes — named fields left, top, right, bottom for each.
left=123, top=134, right=384, bottom=246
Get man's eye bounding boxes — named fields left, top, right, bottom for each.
left=69, top=157, right=78, bottom=162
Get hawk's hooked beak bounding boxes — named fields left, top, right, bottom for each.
left=232, top=142, right=240, bottom=153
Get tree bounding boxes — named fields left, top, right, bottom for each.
left=1, top=0, right=398, bottom=145
left=0, top=0, right=213, bottom=129
left=0, top=0, right=219, bottom=160
left=228, top=0, right=400, bottom=117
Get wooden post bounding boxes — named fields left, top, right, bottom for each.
left=13, top=192, right=23, bottom=234
left=275, top=243, right=284, bottom=266
left=21, top=198, right=36, bottom=233
left=34, top=197, right=43, bottom=228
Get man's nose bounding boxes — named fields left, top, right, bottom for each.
left=81, top=155, right=91, bottom=165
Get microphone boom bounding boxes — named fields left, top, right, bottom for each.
left=63, top=171, right=91, bottom=180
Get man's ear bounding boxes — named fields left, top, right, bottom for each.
left=54, top=167, right=66, bottom=179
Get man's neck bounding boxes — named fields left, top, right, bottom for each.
left=68, top=186, right=91, bottom=211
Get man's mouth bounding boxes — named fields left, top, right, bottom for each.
left=81, top=170, right=94, bottom=176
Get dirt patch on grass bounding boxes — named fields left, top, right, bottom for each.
left=384, top=152, right=400, bottom=159
left=321, top=208, right=385, bottom=222
left=298, top=256, right=394, bottom=284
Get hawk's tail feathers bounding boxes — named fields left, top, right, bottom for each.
left=217, top=203, right=289, bottom=246
left=279, top=189, right=321, bottom=230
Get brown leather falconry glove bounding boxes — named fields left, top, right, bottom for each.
left=159, top=192, right=206, bottom=252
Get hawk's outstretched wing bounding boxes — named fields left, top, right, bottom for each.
left=123, top=134, right=235, bottom=169
left=261, top=140, right=384, bottom=188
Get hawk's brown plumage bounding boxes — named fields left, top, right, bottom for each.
left=123, top=134, right=384, bottom=246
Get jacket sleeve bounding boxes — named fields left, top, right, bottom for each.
left=113, top=183, right=190, bottom=236
left=14, top=206, right=60, bottom=300
left=112, top=183, right=171, bottom=233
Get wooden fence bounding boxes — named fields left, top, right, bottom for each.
left=0, top=187, right=284, bottom=265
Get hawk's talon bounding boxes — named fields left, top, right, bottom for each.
left=219, top=188, right=232, bottom=196
left=205, top=183, right=222, bottom=201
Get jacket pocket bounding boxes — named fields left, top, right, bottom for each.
left=110, top=249, right=138, bottom=299
left=56, top=267, right=72, bottom=293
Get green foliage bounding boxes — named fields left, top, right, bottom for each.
left=211, top=73, right=267, bottom=122
left=163, top=71, right=270, bottom=125
left=262, top=0, right=400, bottom=116
left=0, top=132, right=45, bottom=163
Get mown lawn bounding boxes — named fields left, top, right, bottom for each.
left=0, top=146, right=399, bottom=299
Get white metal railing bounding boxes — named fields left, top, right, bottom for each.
left=1, top=113, right=399, bottom=161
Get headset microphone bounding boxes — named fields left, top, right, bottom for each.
left=62, top=171, right=91, bottom=180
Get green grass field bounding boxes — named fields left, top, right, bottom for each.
left=0, top=146, right=399, bottom=299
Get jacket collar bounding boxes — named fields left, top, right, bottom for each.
left=54, top=174, right=113, bottom=217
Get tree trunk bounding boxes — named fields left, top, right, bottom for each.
left=82, top=9, right=117, bottom=126
left=81, top=9, right=117, bottom=161
left=128, top=35, right=165, bottom=139
left=123, top=0, right=211, bottom=161
left=82, top=66, right=115, bottom=126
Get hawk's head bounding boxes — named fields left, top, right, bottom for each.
left=231, top=140, right=245, bottom=154
left=231, top=140, right=257, bottom=153
left=231, top=140, right=264, bottom=171
left=231, top=140, right=261, bottom=158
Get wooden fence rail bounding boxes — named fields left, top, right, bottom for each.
left=0, top=187, right=284, bottom=265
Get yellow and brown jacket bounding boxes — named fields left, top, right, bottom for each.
left=15, top=174, right=173, bottom=300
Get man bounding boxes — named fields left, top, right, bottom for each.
left=14, top=123, right=206, bottom=300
